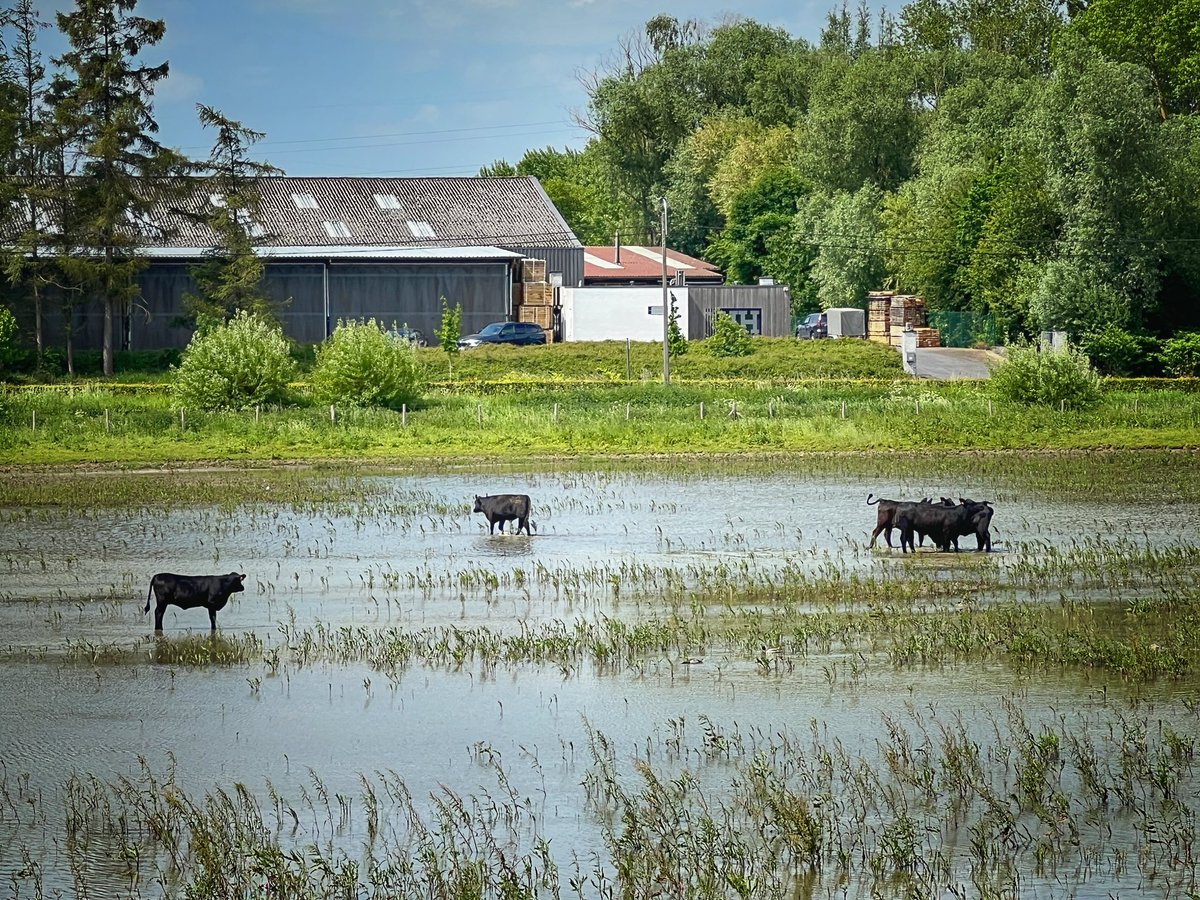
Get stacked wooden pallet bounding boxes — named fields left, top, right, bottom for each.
left=870, top=290, right=944, bottom=347
left=867, top=291, right=893, bottom=344
left=514, top=257, right=555, bottom=342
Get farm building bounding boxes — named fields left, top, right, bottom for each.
left=20, top=176, right=583, bottom=352
left=582, top=242, right=724, bottom=286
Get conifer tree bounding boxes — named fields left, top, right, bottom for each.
left=53, top=0, right=185, bottom=375
left=184, top=104, right=282, bottom=329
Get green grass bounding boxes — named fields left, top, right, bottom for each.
left=1, top=378, right=1198, bottom=465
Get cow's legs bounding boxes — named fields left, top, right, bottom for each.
left=209, top=606, right=218, bottom=631
left=154, top=602, right=167, bottom=632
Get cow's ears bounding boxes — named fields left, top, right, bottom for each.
left=237, top=573, right=246, bottom=583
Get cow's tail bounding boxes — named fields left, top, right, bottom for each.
left=867, top=493, right=880, bottom=506
left=145, top=579, right=153, bottom=614
left=530, top=520, right=537, bottom=535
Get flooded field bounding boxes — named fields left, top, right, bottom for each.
left=0, top=453, right=1198, bottom=898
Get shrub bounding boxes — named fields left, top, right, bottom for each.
left=1160, top=332, right=1200, bottom=377
left=172, top=310, right=297, bottom=410
left=1079, top=326, right=1160, bottom=377
left=0, top=307, right=19, bottom=373
left=310, top=318, right=424, bottom=409
left=435, top=299, right=462, bottom=353
left=990, top=338, right=1102, bottom=408
left=707, top=311, right=752, bottom=358
left=668, top=297, right=687, bottom=358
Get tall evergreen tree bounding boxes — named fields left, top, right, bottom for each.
left=183, top=104, right=281, bottom=328
left=53, top=0, right=185, bottom=376
left=2, top=0, right=53, bottom=364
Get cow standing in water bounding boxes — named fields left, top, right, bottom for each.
left=145, top=572, right=246, bottom=633
left=473, top=494, right=534, bottom=535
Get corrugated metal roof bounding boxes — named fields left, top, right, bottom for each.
left=583, top=245, right=723, bottom=283
left=138, top=245, right=523, bottom=260
left=134, top=176, right=581, bottom=250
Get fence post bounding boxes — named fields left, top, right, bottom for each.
left=105, top=408, right=110, bottom=432
left=402, top=404, right=408, bottom=426
left=841, top=400, right=846, bottom=419
left=255, top=405, right=261, bottom=423
left=477, top=403, right=483, bottom=425
left=700, top=402, right=705, bottom=420
left=330, top=404, right=336, bottom=424
left=553, top=402, right=559, bottom=424
left=180, top=407, right=186, bottom=429
left=625, top=402, right=631, bottom=420
left=31, top=410, right=36, bottom=431
left=625, top=339, right=632, bottom=380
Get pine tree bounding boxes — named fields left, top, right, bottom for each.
left=183, top=105, right=282, bottom=329
left=53, top=0, right=186, bottom=376
left=2, top=0, right=52, bottom=365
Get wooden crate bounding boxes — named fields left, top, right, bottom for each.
left=916, top=327, right=942, bottom=348
left=515, top=303, right=553, bottom=330
left=520, top=258, right=546, bottom=283
left=542, top=328, right=555, bottom=344
left=521, top=282, right=553, bottom=306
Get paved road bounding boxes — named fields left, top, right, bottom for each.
left=910, top=347, right=1001, bottom=380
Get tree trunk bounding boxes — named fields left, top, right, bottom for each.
left=103, top=295, right=114, bottom=376
left=34, top=283, right=43, bottom=366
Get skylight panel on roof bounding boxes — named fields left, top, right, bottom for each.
left=374, top=193, right=401, bottom=210
left=406, top=221, right=436, bottom=239
left=292, top=193, right=319, bottom=210
left=323, top=221, right=352, bottom=239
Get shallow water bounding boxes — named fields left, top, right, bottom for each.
left=0, top=459, right=1197, bottom=898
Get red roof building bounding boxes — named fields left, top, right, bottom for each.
left=583, top=243, right=723, bottom=285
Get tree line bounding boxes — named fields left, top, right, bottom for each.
left=484, top=0, right=1200, bottom=345
left=0, top=0, right=275, bottom=377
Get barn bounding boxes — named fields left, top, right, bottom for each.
left=43, top=176, right=583, bottom=352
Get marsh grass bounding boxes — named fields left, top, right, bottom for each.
left=11, top=700, right=1196, bottom=899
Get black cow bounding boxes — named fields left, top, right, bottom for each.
left=897, top=500, right=993, bottom=553
left=867, top=494, right=953, bottom=548
left=473, top=494, right=534, bottom=535
left=145, top=572, right=246, bottom=633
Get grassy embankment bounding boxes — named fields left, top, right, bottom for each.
left=1, top=338, right=1198, bottom=465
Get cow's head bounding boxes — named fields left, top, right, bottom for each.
left=473, top=496, right=484, bottom=513
left=227, top=572, right=247, bottom=594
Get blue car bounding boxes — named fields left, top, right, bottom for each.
left=458, top=321, right=547, bottom=349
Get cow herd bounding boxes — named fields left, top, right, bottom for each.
left=867, top=494, right=995, bottom=553
left=141, top=490, right=993, bottom=633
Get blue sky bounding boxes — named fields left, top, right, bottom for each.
left=31, top=0, right=840, bottom=178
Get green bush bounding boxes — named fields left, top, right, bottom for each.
left=172, top=310, right=297, bottom=410
left=668, top=298, right=687, bottom=358
left=435, top=299, right=462, bottom=353
left=990, top=339, right=1102, bottom=408
left=0, top=307, right=19, bottom=373
left=1160, top=332, right=1200, bottom=377
left=707, top=311, right=752, bottom=358
left=310, top=318, right=424, bottom=409
left=1079, top=326, right=1160, bottom=377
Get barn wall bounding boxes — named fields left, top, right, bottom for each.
left=503, top=246, right=583, bottom=289
left=33, top=259, right=514, bottom=353
left=687, top=285, right=793, bottom=339
left=560, top=286, right=689, bottom=342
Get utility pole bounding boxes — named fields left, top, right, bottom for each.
left=661, top=197, right=670, bottom=385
